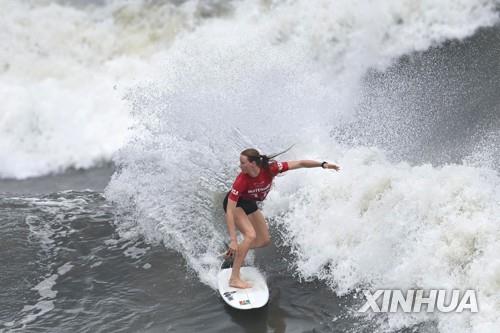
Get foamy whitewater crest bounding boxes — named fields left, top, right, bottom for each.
left=263, top=0, right=499, bottom=74
left=266, top=143, right=500, bottom=332
left=2, top=0, right=498, bottom=179
left=106, top=0, right=499, bottom=292
left=0, top=0, right=221, bottom=179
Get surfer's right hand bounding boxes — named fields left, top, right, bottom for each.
left=227, top=240, right=238, bottom=257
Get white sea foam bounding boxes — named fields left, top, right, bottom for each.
left=1, top=0, right=498, bottom=178
left=90, top=260, right=103, bottom=268
left=123, top=244, right=149, bottom=259
left=57, top=262, right=74, bottom=275
left=19, top=301, right=55, bottom=326
left=12, top=196, right=82, bottom=327
left=32, top=274, right=59, bottom=299
left=266, top=143, right=500, bottom=333
left=0, top=0, right=200, bottom=179
left=13, top=262, right=74, bottom=327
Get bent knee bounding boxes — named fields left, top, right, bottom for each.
left=245, top=231, right=257, bottom=241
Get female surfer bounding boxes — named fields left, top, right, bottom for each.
left=223, top=148, right=340, bottom=289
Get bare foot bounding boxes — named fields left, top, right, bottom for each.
left=229, top=278, right=252, bottom=289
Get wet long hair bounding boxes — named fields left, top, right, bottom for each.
left=241, top=145, right=294, bottom=170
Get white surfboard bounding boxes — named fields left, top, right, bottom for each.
left=217, top=266, right=269, bottom=310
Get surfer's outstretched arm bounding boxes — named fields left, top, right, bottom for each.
left=287, top=160, right=340, bottom=171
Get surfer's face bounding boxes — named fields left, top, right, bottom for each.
left=239, top=155, right=257, bottom=174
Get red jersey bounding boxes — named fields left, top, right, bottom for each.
left=228, top=161, right=289, bottom=202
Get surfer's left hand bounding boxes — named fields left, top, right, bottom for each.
left=327, top=163, right=340, bottom=171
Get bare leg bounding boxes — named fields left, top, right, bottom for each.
left=248, top=209, right=271, bottom=249
left=228, top=208, right=255, bottom=289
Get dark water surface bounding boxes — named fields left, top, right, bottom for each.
left=0, top=168, right=374, bottom=333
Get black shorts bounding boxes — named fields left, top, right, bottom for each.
left=223, top=192, right=258, bottom=215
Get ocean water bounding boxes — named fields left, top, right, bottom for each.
left=1, top=0, right=499, bottom=332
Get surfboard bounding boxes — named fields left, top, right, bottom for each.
left=217, top=264, right=269, bottom=310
